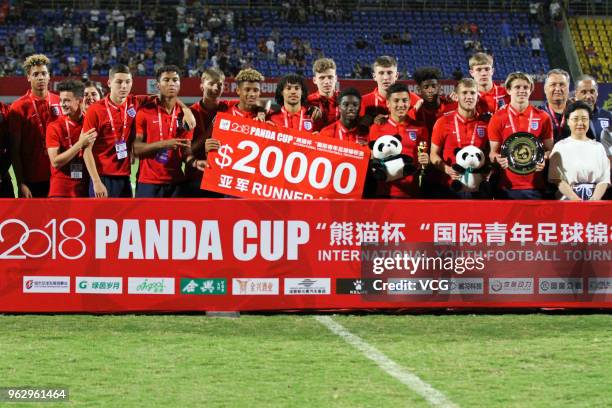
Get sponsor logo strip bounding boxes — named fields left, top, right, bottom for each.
left=76, top=277, right=123, bottom=294
left=538, top=278, right=583, bottom=294
left=23, top=276, right=70, bottom=293
left=284, top=278, right=331, bottom=295
left=335, top=278, right=376, bottom=295
left=489, top=278, right=534, bottom=295
left=588, top=278, right=612, bottom=294
left=128, top=278, right=175, bottom=295
left=232, top=278, right=279, bottom=295
left=180, top=278, right=227, bottom=295
left=445, top=278, right=484, bottom=295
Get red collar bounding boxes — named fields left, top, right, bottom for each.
left=508, top=104, right=531, bottom=117
left=105, top=95, right=128, bottom=109
left=317, top=91, right=337, bottom=101
left=387, top=116, right=411, bottom=128
left=281, top=106, right=305, bottom=116
left=374, top=88, right=386, bottom=104
left=454, top=111, right=477, bottom=123
left=27, top=90, right=49, bottom=101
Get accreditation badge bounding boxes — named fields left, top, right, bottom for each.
left=115, top=140, right=128, bottom=160
left=70, top=162, right=83, bottom=179
left=155, top=149, right=170, bottom=164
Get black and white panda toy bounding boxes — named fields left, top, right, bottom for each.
left=451, top=145, right=490, bottom=193
left=368, top=135, right=416, bottom=182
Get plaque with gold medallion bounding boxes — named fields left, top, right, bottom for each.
left=501, top=132, right=544, bottom=175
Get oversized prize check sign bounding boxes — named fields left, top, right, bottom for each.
left=202, top=112, right=370, bottom=199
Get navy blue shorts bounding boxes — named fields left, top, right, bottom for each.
left=498, top=188, right=544, bottom=200
left=176, top=179, right=226, bottom=198
left=25, top=181, right=50, bottom=198
left=89, top=176, right=132, bottom=198
left=135, top=182, right=179, bottom=198
left=0, top=177, right=15, bottom=198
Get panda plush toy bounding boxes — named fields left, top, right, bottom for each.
left=451, top=145, right=490, bottom=193
left=368, top=135, right=416, bottom=182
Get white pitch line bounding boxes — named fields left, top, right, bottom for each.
left=315, top=316, right=458, bottom=408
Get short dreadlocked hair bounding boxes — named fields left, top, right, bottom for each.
left=23, top=54, right=50, bottom=75
left=235, top=68, right=265, bottom=85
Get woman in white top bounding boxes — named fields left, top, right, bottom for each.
left=548, top=101, right=610, bottom=200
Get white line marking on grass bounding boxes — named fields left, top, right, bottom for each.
left=315, top=316, right=458, bottom=408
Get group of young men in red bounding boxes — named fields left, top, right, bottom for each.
left=2, top=52, right=606, bottom=199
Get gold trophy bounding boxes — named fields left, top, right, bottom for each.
left=418, top=141, right=428, bottom=188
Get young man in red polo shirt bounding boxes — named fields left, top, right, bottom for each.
left=181, top=67, right=228, bottom=197
left=469, top=52, right=510, bottom=115
left=133, top=65, right=194, bottom=198
left=319, top=88, right=367, bottom=145
left=360, top=56, right=422, bottom=123
left=412, top=66, right=456, bottom=136
left=8, top=54, right=62, bottom=197
left=307, top=58, right=339, bottom=129
left=0, top=102, right=13, bottom=197
left=368, top=83, right=430, bottom=198
left=203, top=68, right=268, bottom=170
left=82, top=64, right=195, bottom=198
left=488, top=72, right=554, bottom=199
left=269, top=74, right=316, bottom=132
left=46, top=80, right=97, bottom=198
left=430, top=78, right=490, bottom=198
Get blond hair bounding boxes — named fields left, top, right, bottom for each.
left=235, top=68, right=264, bottom=84
left=372, top=55, right=397, bottom=71
left=455, top=78, right=478, bottom=92
left=312, top=58, right=336, bottom=75
left=504, top=72, right=534, bottom=90
left=469, top=52, right=493, bottom=68
left=202, top=67, right=225, bottom=82
left=23, top=54, right=50, bottom=75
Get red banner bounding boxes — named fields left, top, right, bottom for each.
left=0, top=77, right=548, bottom=101
left=201, top=113, right=370, bottom=199
left=0, top=199, right=610, bottom=313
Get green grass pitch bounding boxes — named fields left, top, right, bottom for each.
left=1, top=314, right=611, bottom=407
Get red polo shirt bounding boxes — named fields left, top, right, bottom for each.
left=478, top=83, right=510, bottom=115
left=228, top=103, right=263, bottom=120
left=0, top=102, right=10, bottom=173
left=488, top=104, right=553, bottom=190
left=45, top=116, right=88, bottom=197
left=8, top=90, right=62, bottom=182
left=269, top=106, right=316, bottom=132
left=82, top=95, right=154, bottom=177
left=412, top=95, right=457, bottom=136
left=187, top=99, right=230, bottom=182
left=319, top=120, right=367, bottom=145
left=431, top=111, right=490, bottom=187
left=360, top=87, right=421, bottom=117
left=307, top=91, right=338, bottom=129
left=135, top=100, right=194, bottom=185
left=369, top=117, right=429, bottom=198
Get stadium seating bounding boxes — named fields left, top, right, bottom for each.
left=235, top=9, right=549, bottom=80
left=0, top=8, right=549, bottom=79
left=569, top=16, right=611, bottom=81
